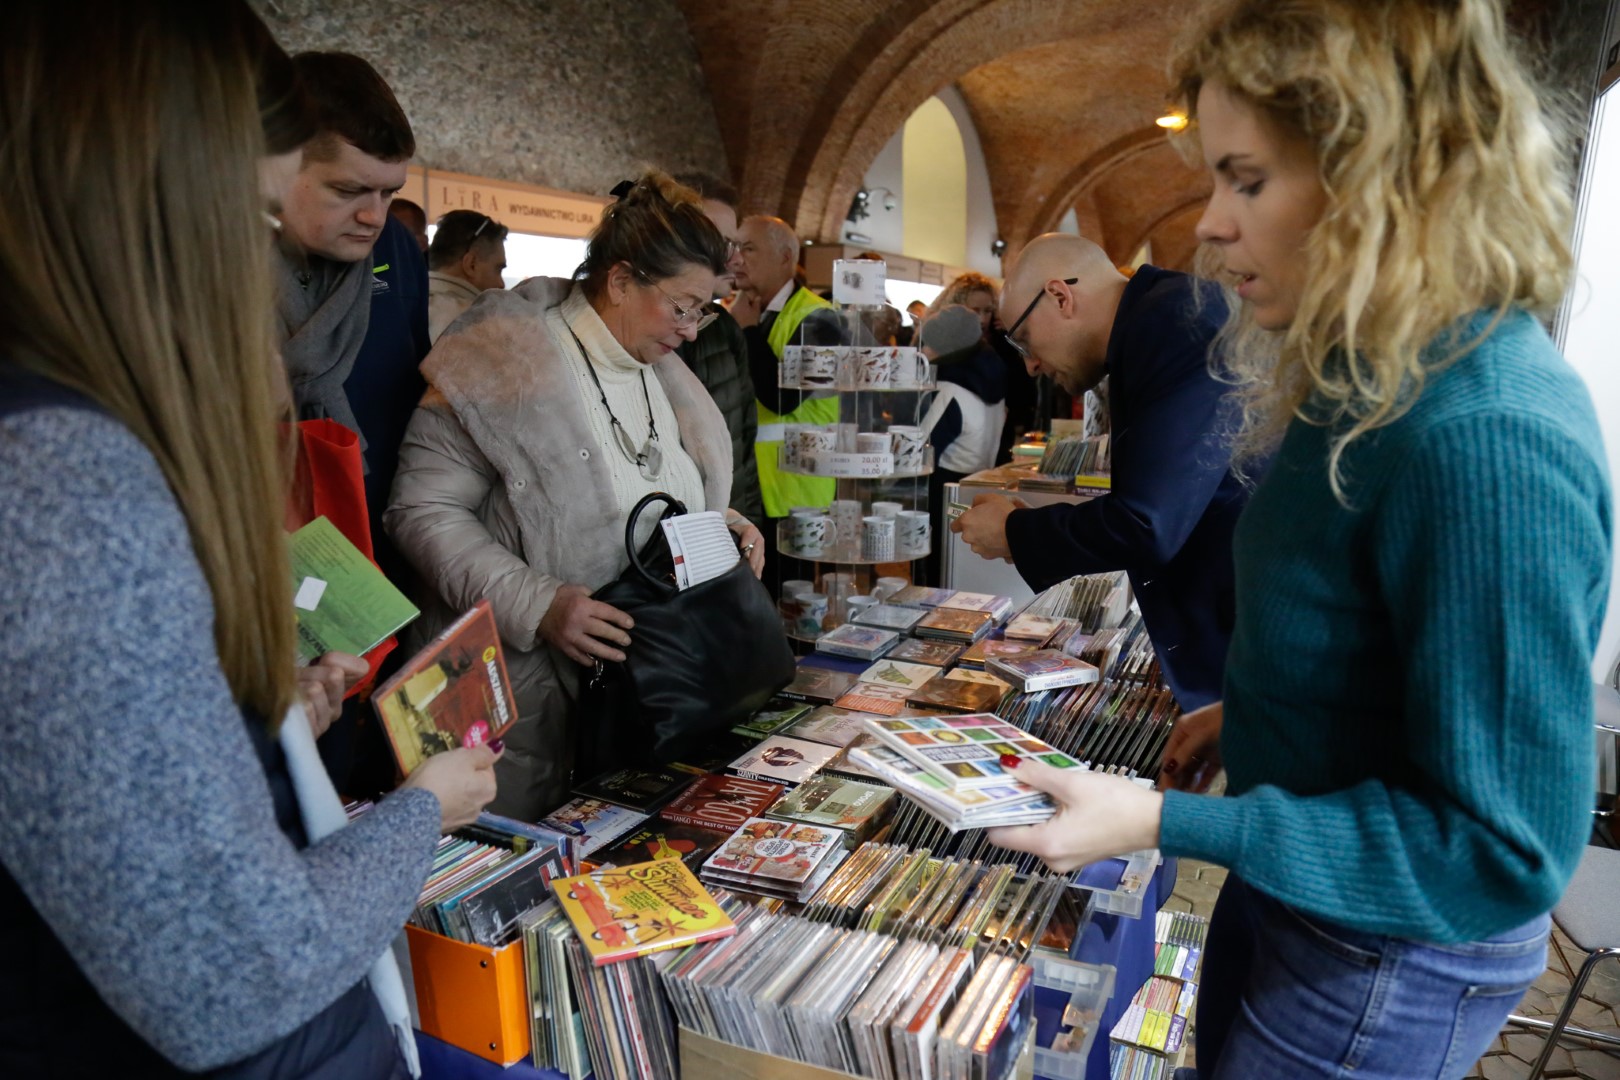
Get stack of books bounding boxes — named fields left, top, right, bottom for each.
left=698, top=816, right=849, bottom=902
left=914, top=608, right=997, bottom=646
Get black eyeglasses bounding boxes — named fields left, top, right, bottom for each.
left=1003, top=277, right=1078, bottom=360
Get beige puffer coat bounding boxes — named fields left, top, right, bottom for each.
left=385, top=277, right=731, bottom=819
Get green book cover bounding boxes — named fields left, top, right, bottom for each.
left=288, top=516, right=419, bottom=663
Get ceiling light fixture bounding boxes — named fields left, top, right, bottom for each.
left=1156, top=113, right=1189, bottom=131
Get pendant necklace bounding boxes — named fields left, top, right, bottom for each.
left=568, top=326, right=664, bottom=481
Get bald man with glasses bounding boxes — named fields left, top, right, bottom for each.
left=953, top=233, right=1253, bottom=710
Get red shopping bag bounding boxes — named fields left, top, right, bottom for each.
left=285, top=418, right=398, bottom=690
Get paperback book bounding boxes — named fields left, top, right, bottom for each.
left=588, top=821, right=732, bottom=873
left=764, top=774, right=896, bottom=848
left=372, top=600, right=515, bottom=775
left=731, top=698, right=811, bottom=739
left=572, top=766, right=695, bottom=814
left=779, top=665, right=859, bottom=704
left=658, top=772, right=784, bottom=831
left=288, top=515, right=419, bottom=664
left=861, top=714, right=1082, bottom=790
left=540, top=798, right=651, bottom=857
left=817, top=623, right=901, bottom=661
left=698, top=817, right=847, bottom=901
left=987, top=649, right=1101, bottom=693
left=727, top=735, right=840, bottom=785
left=551, top=858, right=736, bottom=966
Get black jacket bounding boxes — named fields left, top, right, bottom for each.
left=679, top=306, right=764, bottom=524
left=1004, top=266, right=1254, bottom=710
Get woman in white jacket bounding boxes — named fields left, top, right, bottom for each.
left=386, top=172, right=764, bottom=819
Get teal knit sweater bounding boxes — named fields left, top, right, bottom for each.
left=1159, top=310, right=1612, bottom=944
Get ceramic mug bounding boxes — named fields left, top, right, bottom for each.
left=845, top=595, right=878, bottom=621
left=830, top=500, right=864, bottom=553
left=871, top=500, right=904, bottom=519
left=861, top=515, right=897, bottom=561
left=794, top=591, right=829, bottom=637
left=890, top=347, right=931, bottom=388
left=889, top=426, right=927, bottom=472
left=871, top=576, right=909, bottom=602
left=790, top=510, right=836, bottom=556
left=800, top=346, right=840, bottom=389
left=794, top=427, right=838, bottom=468
left=854, top=347, right=893, bottom=389
left=897, top=510, right=931, bottom=557
left=855, top=432, right=891, bottom=455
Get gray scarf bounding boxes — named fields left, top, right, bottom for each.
left=274, top=241, right=373, bottom=454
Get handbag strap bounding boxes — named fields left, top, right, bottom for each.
left=623, top=491, right=686, bottom=594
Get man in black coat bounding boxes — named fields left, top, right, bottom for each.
left=953, top=233, right=1251, bottom=710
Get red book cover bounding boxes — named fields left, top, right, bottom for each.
left=659, top=773, right=785, bottom=831
left=372, top=599, right=517, bottom=775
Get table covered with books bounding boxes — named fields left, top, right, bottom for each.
left=394, top=573, right=1202, bottom=1080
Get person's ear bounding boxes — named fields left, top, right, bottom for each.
left=1051, top=279, right=1078, bottom=319
left=606, top=261, right=634, bottom=305
left=460, top=248, right=480, bottom=280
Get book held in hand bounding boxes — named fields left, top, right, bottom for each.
left=550, top=858, right=736, bottom=966
left=371, top=600, right=514, bottom=775
left=861, top=714, right=1082, bottom=790
left=288, top=515, right=418, bottom=663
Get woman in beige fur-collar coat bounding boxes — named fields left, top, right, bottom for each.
left=385, top=173, right=764, bottom=820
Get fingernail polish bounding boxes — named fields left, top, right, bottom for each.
left=999, top=754, right=1020, bottom=768
left=488, top=739, right=504, bottom=754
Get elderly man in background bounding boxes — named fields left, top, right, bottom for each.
left=426, top=210, right=509, bottom=343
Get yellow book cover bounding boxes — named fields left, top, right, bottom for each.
left=549, top=858, right=735, bottom=966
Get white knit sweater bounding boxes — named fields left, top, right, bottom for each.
left=546, top=288, right=707, bottom=550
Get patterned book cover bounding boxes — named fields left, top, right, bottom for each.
left=835, top=681, right=913, bottom=716
left=764, top=774, right=896, bottom=846
left=915, top=608, right=997, bottom=642
left=658, top=772, right=785, bottom=830
left=588, top=821, right=732, bottom=874
left=731, top=698, right=812, bottom=739
left=783, top=705, right=869, bottom=748
left=372, top=600, right=515, bottom=775
left=862, top=714, right=1082, bottom=789
left=906, top=675, right=1006, bottom=714
left=550, top=858, right=735, bottom=966
left=887, top=639, right=964, bottom=668
left=539, top=798, right=651, bottom=856
left=857, top=658, right=943, bottom=690
left=698, top=817, right=844, bottom=886
left=288, top=515, right=419, bottom=664
left=727, top=735, right=840, bottom=785
left=816, top=623, right=900, bottom=660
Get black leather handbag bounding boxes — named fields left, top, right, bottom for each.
left=575, top=493, right=794, bottom=777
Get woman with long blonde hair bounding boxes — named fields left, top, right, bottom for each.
left=987, top=2, right=1611, bottom=1076
left=0, top=2, right=495, bottom=1075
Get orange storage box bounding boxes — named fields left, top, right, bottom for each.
left=405, top=924, right=530, bottom=1066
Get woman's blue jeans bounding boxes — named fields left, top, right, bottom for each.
left=1189, top=876, right=1549, bottom=1079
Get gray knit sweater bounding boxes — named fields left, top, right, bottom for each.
left=0, top=405, right=442, bottom=1071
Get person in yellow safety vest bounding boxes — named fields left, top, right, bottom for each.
left=728, top=216, right=846, bottom=523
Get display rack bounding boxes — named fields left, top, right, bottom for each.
left=776, top=260, right=938, bottom=645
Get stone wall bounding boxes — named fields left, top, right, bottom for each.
left=253, top=0, right=729, bottom=196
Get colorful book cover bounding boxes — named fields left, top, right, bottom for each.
left=372, top=600, right=515, bottom=775
left=915, top=608, right=997, bottom=641
left=727, top=735, right=839, bottom=785
left=539, top=798, right=651, bottom=856
left=550, top=858, right=736, bottom=966
left=288, top=516, right=419, bottom=664
left=658, top=772, right=785, bottom=830
left=572, top=766, right=696, bottom=813
left=835, top=681, right=913, bottom=716
left=783, top=705, right=870, bottom=748
left=937, top=591, right=1013, bottom=619
left=944, top=668, right=1010, bottom=690
left=764, top=775, right=896, bottom=846
left=861, top=714, right=1081, bottom=789
left=588, top=821, right=732, bottom=874
left=888, top=639, right=964, bottom=668
left=698, top=817, right=844, bottom=886
left=906, top=676, right=1005, bottom=714
left=731, top=698, right=812, bottom=739
left=887, top=585, right=955, bottom=609
left=960, top=638, right=1039, bottom=669
left=1002, top=613, right=1066, bottom=644
left=778, top=665, right=859, bottom=704
left=987, top=649, right=1101, bottom=692
left=858, top=659, right=943, bottom=690
left=816, top=623, right=900, bottom=660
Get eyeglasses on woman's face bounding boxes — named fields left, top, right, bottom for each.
left=635, top=267, right=718, bottom=332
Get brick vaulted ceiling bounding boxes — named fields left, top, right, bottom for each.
left=675, top=0, right=1592, bottom=273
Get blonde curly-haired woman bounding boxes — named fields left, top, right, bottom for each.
left=988, top=3, right=1611, bottom=1077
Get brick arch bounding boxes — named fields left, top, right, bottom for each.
left=1018, top=127, right=1169, bottom=244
